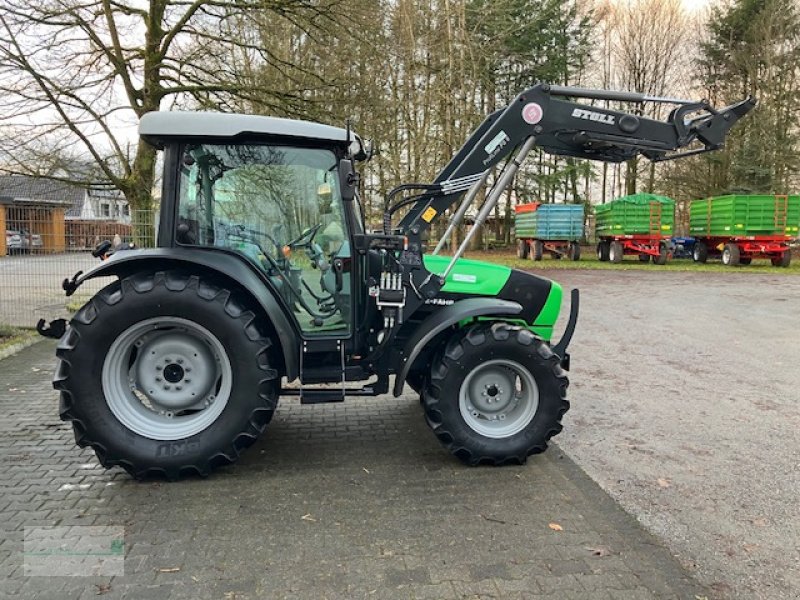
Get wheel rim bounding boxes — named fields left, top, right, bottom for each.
left=458, top=359, right=539, bottom=438
left=722, top=248, right=730, bottom=264
left=102, top=317, right=233, bottom=441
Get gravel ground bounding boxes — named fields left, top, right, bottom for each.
left=542, top=268, right=800, bottom=600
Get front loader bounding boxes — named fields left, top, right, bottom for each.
left=42, top=84, right=754, bottom=479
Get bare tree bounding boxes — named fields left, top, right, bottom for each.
left=608, top=0, right=687, bottom=194
left=0, top=0, right=339, bottom=229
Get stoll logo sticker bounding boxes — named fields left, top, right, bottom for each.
left=522, top=102, right=544, bottom=125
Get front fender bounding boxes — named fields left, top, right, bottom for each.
left=68, top=248, right=301, bottom=381
left=392, top=298, right=523, bottom=397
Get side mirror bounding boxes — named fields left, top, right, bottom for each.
left=338, top=159, right=357, bottom=202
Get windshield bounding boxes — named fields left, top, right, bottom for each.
left=176, top=143, right=352, bottom=335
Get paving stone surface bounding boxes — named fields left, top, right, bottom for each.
left=0, top=341, right=705, bottom=599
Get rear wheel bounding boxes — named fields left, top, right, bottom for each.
left=638, top=254, right=650, bottom=263
left=597, top=241, right=610, bottom=262
left=532, top=240, right=544, bottom=261
left=609, top=241, right=624, bottom=263
left=722, top=243, right=740, bottom=266
left=516, top=239, right=529, bottom=259
left=771, top=250, right=791, bottom=267
left=653, top=243, right=669, bottom=265
left=422, top=323, right=569, bottom=465
left=693, top=241, right=708, bottom=263
left=55, top=271, right=280, bottom=480
left=568, top=242, right=581, bottom=261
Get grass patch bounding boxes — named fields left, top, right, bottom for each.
left=461, top=249, right=800, bottom=274
left=0, top=324, right=37, bottom=353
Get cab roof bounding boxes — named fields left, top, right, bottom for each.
left=139, top=111, right=360, bottom=150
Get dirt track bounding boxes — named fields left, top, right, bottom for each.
left=543, top=268, right=800, bottom=599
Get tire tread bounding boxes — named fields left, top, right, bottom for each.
left=54, top=270, right=279, bottom=480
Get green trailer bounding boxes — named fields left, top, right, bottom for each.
left=594, top=194, right=675, bottom=264
left=689, top=194, right=799, bottom=267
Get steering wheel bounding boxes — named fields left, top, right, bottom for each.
left=287, top=223, right=322, bottom=249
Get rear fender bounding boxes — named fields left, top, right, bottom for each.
left=67, top=248, right=300, bottom=381
left=392, top=298, right=523, bottom=397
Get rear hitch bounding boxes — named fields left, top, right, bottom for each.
left=36, top=318, right=67, bottom=339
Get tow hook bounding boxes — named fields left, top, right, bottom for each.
left=62, top=271, right=83, bottom=297
left=37, top=318, right=67, bottom=339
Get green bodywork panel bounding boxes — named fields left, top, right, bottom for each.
left=423, top=254, right=510, bottom=295
left=531, top=281, right=562, bottom=339
left=595, top=193, right=675, bottom=236
left=422, top=254, right=562, bottom=340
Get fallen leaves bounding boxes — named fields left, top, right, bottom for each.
left=548, top=522, right=563, bottom=531
left=156, top=567, right=180, bottom=573
left=750, top=517, right=768, bottom=527
left=301, top=513, right=316, bottom=522
left=94, top=583, right=112, bottom=595
left=656, top=478, right=671, bottom=488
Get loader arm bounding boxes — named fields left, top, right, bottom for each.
left=355, top=83, right=753, bottom=374
left=394, top=83, right=755, bottom=237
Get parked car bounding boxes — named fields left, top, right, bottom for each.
left=5, top=230, right=22, bottom=255
left=18, top=228, right=43, bottom=253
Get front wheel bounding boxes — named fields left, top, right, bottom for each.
left=722, top=243, right=740, bottom=266
left=693, top=241, right=708, bottom=263
left=532, top=240, right=544, bottom=261
left=609, top=241, right=624, bottom=263
left=597, top=241, right=610, bottom=262
left=55, top=271, right=280, bottom=480
left=568, top=242, right=581, bottom=261
left=422, top=323, right=569, bottom=465
left=516, top=239, right=529, bottom=259
left=653, top=243, right=669, bottom=265
left=771, top=250, right=791, bottom=267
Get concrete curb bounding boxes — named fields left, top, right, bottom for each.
left=0, top=334, right=44, bottom=362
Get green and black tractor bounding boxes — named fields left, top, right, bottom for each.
left=40, top=84, right=753, bottom=479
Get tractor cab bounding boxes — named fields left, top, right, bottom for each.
left=141, top=112, right=367, bottom=338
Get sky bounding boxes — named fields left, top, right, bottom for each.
left=681, top=0, right=712, bottom=10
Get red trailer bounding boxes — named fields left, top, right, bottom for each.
left=596, top=234, right=670, bottom=264
left=692, top=236, right=792, bottom=267
left=689, top=195, right=799, bottom=267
